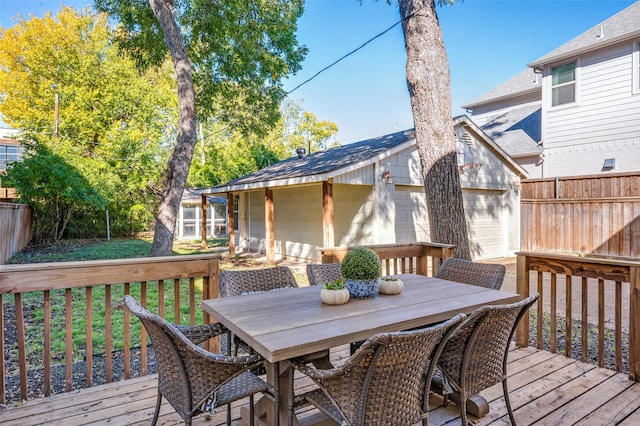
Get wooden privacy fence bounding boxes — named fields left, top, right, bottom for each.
left=515, top=251, right=640, bottom=381
left=320, top=242, right=456, bottom=276
left=521, top=172, right=640, bottom=258
left=0, top=254, right=220, bottom=404
left=0, top=203, right=32, bottom=265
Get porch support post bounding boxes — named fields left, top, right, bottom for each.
left=265, top=188, right=275, bottom=265
left=200, top=195, right=208, bottom=249
left=322, top=180, right=335, bottom=249
left=227, top=192, right=235, bottom=257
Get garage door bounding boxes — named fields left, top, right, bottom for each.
left=463, top=189, right=505, bottom=260
left=394, top=186, right=430, bottom=244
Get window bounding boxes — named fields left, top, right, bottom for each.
left=233, top=195, right=240, bottom=231
left=0, top=144, right=22, bottom=170
left=551, top=62, right=576, bottom=106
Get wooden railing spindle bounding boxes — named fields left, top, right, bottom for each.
left=616, top=280, right=622, bottom=372
left=15, top=293, right=27, bottom=401
left=105, top=284, right=112, bottom=383
left=65, top=288, right=72, bottom=392
left=141, top=281, right=147, bottom=375
left=0, top=294, right=4, bottom=404
left=124, top=282, right=130, bottom=380
left=581, top=277, right=588, bottom=362
left=565, top=274, right=572, bottom=358
left=537, top=271, right=543, bottom=348
left=550, top=273, right=557, bottom=353
left=43, top=290, right=51, bottom=396
left=174, top=278, right=180, bottom=325
left=86, top=286, right=93, bottom=387
left=598, top=278, right=605, bottom=368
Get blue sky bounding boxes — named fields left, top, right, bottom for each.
left=1, top=0, right=637, bottom=143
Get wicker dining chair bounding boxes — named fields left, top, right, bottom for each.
left=219, top=265, right=299, bottom=297
left=434, top=258, right=506, bottom=290
left=306, top=262, right=342, bottom=286
left=287, top=313, right=466, bottom=426
left=219, top=266, right=299, bottom=354
left=124, top=295, right=275, bottom=426
left=436, top=293, right=539, bottom=426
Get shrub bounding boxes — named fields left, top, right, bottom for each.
left=340, top=247, right=382, bottom=280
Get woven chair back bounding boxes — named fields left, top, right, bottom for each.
left=312, top=313, right=465, bottom=426
left=219, top=266, right=298, bottom=297
left=306, top=262, right=342, bottom=286
left=435, top=258, right=506, bottom=290
left=437, top=293, right=539, bottom=396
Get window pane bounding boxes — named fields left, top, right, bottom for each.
left=552, top=84, right=575, bottom=106
left=552, top=63, right=575, bottom=85
left=183, top=206, right=196, bottom=219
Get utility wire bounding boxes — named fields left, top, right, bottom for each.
left=286, top=19, right=403, bottom=95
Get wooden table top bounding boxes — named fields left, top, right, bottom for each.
left=201, top=273, right=521, bottom=363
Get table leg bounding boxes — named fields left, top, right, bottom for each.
left=255, top=361, right=301, bottom=426
left=431, top=376, right=489, bottom=417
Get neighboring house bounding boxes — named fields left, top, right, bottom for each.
left=196, top=116, right=527, bottom=262
left=0, top=125, right=23, bottom=201
left=463, top=1, right=640, bottom=178
left=175, top=188, right=228, bottom=240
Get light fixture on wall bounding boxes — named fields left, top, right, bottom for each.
left=381, top=166, right=393, bottom=184
left=602, top=158, right=615, bottom=171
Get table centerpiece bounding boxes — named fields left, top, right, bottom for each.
left=340, top=247, right=382, bottom=299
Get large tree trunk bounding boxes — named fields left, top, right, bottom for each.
left=148, top=0, right=197, bottom=256
left=398, top=0, right=471, bottom=260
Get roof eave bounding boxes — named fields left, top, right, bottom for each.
left=195, top=138, right=417, bottom=195
left=527, top=30, right=640, bottom=68
left=461, top=86, right=541, bottom=110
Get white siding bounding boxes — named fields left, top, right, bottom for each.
left=394, top=186, right=430, bottom=244
left=243, top=186, right=324, bottom=261
left=333, top=184, right=375, bottom=247
left=543, top=42, right=640, bottom=161
left=463, top=189, right=507, bottom=260
left=332, top=164, right=375, bottom=185
left=458, top=131, right=515, bottom=191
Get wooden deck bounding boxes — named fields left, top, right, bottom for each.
left=3, top=345, right=640, bottom=426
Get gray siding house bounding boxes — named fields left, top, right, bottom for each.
left=196, top=116, right=526, bottom=262
left=464, top=1, right=640, bottom=178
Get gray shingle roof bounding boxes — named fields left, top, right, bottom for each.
left=462, top=68, right=541, bottom=109
left=480, top=104, right=542, bottom=157
left=528, top=1, right=640, bottom=67
left=209, top=129, right=415, bottom=189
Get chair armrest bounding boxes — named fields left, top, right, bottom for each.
left=290, top=358, right=343, bottom=380
left=175, top=322, right=228, bottom=345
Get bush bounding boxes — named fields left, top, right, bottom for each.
left=340, top=247, right=381, bottom=280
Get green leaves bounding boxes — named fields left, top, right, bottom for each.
left=0, top=7, right=175, bottom=241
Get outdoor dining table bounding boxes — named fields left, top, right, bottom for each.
left=201, top=272, right=521, bottom=426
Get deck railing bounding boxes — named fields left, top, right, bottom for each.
left=0, top=254, right=220, bottom=404
left=515, top=251, right=640, bottom=381
left=320, top=242, right=456, bottom=276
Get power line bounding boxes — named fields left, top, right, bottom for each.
left=286, top=18, right=403, bottom=95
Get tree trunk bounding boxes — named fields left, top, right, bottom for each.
left=148, top=0, right=197, bottom=256
left=398, top=0, right=471, bottom=260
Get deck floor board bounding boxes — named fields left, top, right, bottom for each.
left=2, top=345, right=640, bottom=425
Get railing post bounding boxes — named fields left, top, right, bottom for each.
left=629, top=265, right=640, bottom=380
left=416, top=244, right=428, bottom=276
left=515, top=253, right=530, bottom=347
